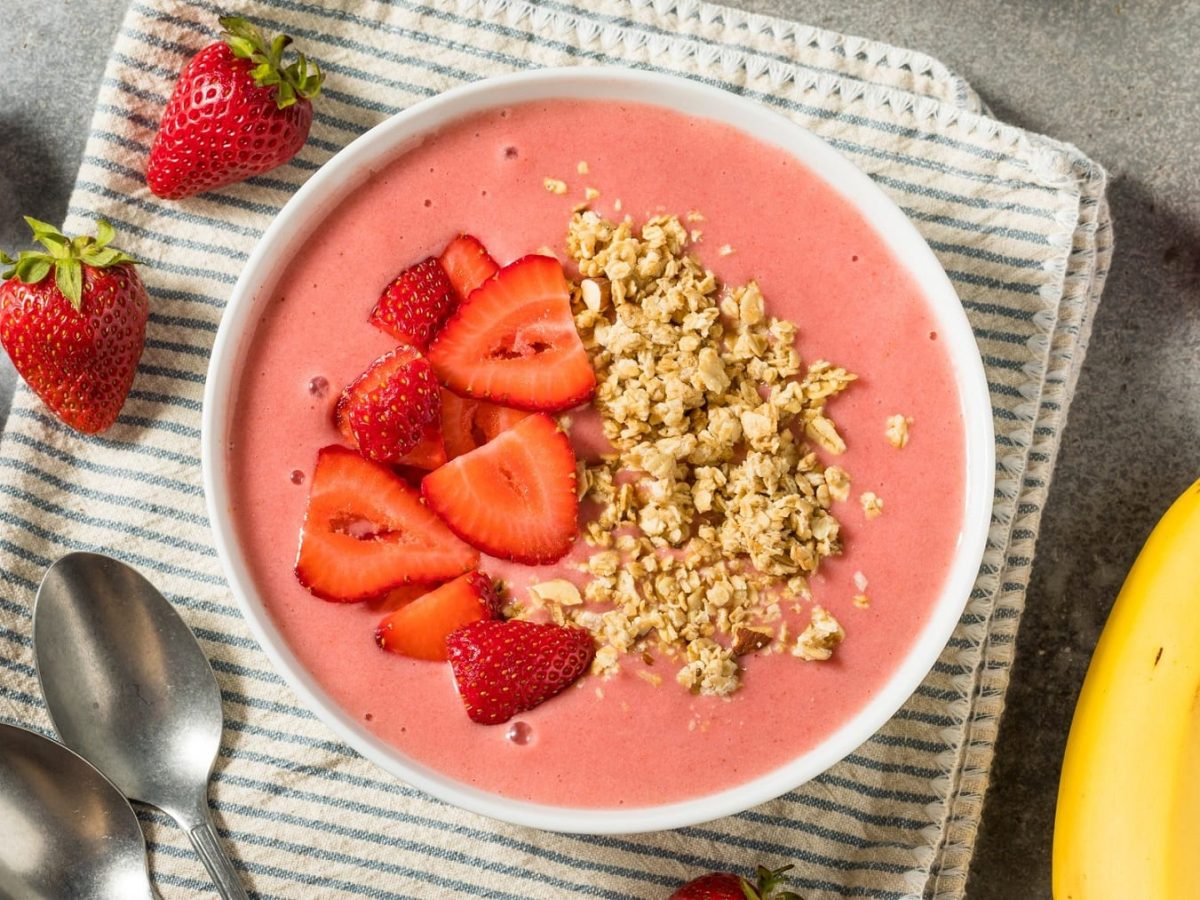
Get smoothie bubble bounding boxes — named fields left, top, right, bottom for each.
left=505, top=721, right=533, bottom=745
left=308, top=375, right=329, bottom=397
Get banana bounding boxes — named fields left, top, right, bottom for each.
left=1053, top=478, right=1200, bottom=899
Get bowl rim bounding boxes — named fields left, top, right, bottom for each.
left=201, top=65, right=995, bottom=834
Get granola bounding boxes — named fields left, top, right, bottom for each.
left=792, top=605, right=845, bottom=661
left=886, top=414, right=911, bottom=448
left=520, top=212, right=858, bottom=695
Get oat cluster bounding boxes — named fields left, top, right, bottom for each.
left=530, top=212, right=856, bottom=695
left=792, top=605, right=846, bottom=661
left=886, top=414, right=912, bottom=449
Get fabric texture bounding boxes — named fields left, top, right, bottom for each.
left=0, top=1, right=1110, bottom=897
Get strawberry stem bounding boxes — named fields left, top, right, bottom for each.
left=219, top=16, right=324, bottom=109
left=0, top=218, right=137, bottom=310
left=741, top=864, right=802, bottom=900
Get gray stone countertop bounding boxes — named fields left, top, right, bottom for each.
left=2, top=2, right=1198, bottom=897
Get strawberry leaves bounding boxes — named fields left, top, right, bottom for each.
left=6, top=252, right=50, bottom=287
left=742, top=865, right=801, bottom=900
left=0, top=218, right=137, bottom=310
left=218, top=16, right=324, bottom=109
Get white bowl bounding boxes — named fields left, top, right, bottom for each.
left=202, top=66, right=994, bottom=834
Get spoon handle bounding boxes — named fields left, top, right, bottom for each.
left=180, top=806, right=251, bottom=900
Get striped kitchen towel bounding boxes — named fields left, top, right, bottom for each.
left=0, top=1, right=1109, bottom=898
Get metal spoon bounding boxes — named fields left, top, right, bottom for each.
left=32, top=552, right=250, bottom=900
left=0, top=722, right=155, bottom=900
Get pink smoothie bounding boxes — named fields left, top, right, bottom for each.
left=228, top=99, right=965, bottom=808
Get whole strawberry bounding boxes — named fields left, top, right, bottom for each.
left=669, top=864, right=801, bottom=900
left=0, top=218, right=147, bottom=433
left=146, top=16, right=324, bottom=199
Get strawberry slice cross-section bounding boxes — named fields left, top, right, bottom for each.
left=295, top=445, right=478, bottom=602
left=440, top=389, right=531, bottom=461
left=439, top=389, right=480, bottom=461
left=375, top=571, right=500, bottom=661
left=421, top=412, right=579, bottom=564
left=387, top=421, right=447, bottom=471
left=438, top=234, right=499, bottom=303
left=427, top=255, right=596, bottom=412
left=472, top=402, right=531, bottom=443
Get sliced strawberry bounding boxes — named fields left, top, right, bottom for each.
left=338, top=386, right=446, bottom=471
left=375, top=571, right=500, bottom=661
left=370, top=583, right=427, bottom=614
left=334, top=347, right=440, bottom=463
left=421, top=413, right=578, bottom=564
left=295, top=446, right=478, bottom=601
left=446, top=620, right=595, bottom=724
left=473, top=402, right=531, bottom=442
left=427, top=255, right=596, bottom=412
left=370, top=256, right=456, bottom=350
left=440, top=390, right=532, bottom=461
left=393, top=420, right=447, bottom=471
left=440, top=389, right=478, bottom=460
left=439, top=234, right=499, bottom=303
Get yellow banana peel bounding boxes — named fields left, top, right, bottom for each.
left=1053, top=478, right=1200, bottom=899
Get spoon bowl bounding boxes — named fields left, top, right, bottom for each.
left=33, top=552, right=249, bottom=899
left=0, top=723, right=154, bottom=900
